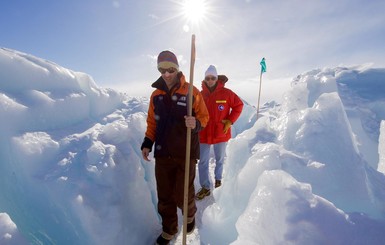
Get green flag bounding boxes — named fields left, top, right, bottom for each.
left=260, top=57, right=266, bottom=73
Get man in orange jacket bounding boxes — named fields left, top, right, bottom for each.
left=195, top=65, right=243, bottom=200
left=141, top=51, right=209, bottom=244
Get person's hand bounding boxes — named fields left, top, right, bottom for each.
left=142, top=148, right=151, bottom=161
left=184, top=116, right=196, bottom=129
left=222, top=119, right=232, bottom=134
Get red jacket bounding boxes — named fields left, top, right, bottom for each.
left=199, top=75, right=244, bottom=144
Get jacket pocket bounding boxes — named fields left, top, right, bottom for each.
left=214, top=122, right=227, bottom=139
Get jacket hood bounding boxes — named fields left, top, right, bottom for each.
left=201, top=74, right=228, bottom=91
left=217, top=75, right=228, bottom=84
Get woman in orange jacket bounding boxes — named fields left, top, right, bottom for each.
left=195, top=65, right=244, bottom=200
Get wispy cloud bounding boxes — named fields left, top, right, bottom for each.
left=148, top=14, right=159, bottom=20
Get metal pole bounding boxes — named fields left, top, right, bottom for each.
left=256, top=71, right=263, bottom=120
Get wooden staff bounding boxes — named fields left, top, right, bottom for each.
left=183, top=34, right=196, bottom=245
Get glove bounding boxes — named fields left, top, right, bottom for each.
left=222, top=119, right=232, bottom=134
left=141, top=137, right=153, bottom=151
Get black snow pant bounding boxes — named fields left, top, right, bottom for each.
left=155, top=157, right=197, bottom=237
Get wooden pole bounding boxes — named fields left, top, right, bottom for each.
left=182, top=34, right=196, bottom=245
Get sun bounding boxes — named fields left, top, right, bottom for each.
left=182, top=0, right=208, bottom=23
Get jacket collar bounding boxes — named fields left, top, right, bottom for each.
left=201, top=75, right=228, bottom=93
left=152, top=72, right=186, bottom=93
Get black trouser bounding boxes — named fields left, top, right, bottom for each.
left=155, top=157, right=197, bottom=236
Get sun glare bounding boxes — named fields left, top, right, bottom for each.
left=182, top=0, right=207, bottom=23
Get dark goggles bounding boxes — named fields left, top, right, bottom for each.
left=205, top=76, right=217, bottom=81
left=159, top=68, right=177, bottom=74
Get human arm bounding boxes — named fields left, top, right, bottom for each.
left=191, top=87, right=209, bottom=132
left=221, top=90, right=244, bottom=134
left=141, top=147, right=151, bottom=161
left=140, top=94, right=156, bottom=161
left=184, top=115, right=197, bottom=129
left=227, top=92, right=244, bottom=123
left=221, top=119, right=232, bottom=134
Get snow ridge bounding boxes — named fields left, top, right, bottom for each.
left=1, top=48, right=385, bottom=244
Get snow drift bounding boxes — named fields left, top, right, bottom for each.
left=1, top=47, right=385, bottom=245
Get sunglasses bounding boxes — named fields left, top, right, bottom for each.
left=159, top=68, right=177, bottom=74
left=205, top=76, right=217, bottom=81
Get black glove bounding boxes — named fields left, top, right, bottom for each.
left=141, top=137, right=153, bottom=151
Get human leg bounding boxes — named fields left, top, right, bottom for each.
left=176, top=158, right=197, bottom=217
left=198, top=143, right=211, bottom=189
left=175, top=158, right=197, bottom=233
left=155, top=157, right=178, bottom=237
left=213, top=142, right=227, bottom=185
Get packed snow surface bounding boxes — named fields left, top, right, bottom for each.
left=1, top=48, right=385, bottom=244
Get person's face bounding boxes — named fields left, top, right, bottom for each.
left=205, top=76, right=217, bottom=88
left=159, top=67, right=178, bottom=88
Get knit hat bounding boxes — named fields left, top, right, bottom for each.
left=205, top=65, right=218, bottom=78
left=157, top=50, right=179, bottom=71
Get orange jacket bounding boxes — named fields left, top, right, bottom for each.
left=199, top=75, right=243, bottom=144
left=142, top=72, right=209, bottom=159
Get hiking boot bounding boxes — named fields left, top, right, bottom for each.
left=195, top=187, right=210, bottom=200
left=187, top=218, right=195, bottom=234
left=156, top=234, right=171, bottom=245
left=215, top=180, right=222, bottom=188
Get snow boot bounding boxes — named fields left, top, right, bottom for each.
left=187, top=218, right=195, bottom=234
left=215, top=180, right=222, bottom=188
left=155, top=233, right=173, bottom=245
left=195, top=187, right=210, bottom=200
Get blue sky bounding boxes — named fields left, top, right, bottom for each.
left=1, top=0, right=385, bottom=103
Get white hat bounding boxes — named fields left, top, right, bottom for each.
left=205, top=65, right=218, bottom=78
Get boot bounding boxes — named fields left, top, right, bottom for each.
left=215, top=180, right=222, bottom=188
left=195, top=187, right=210, bottom=200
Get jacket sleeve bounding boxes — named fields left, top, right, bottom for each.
left=192, top=86, right=209, bottom=133
left=141, top=92, right=156, bottom=151
left=227, top=91, right=244, bottom=124
left=141, top=137, right=154, bottom=151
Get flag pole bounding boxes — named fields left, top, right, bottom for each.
left=256, top=57, right=266, bottom=121
left=183, top=34, right=196, bottom=245
left=256, top=71, right=263, bottom=121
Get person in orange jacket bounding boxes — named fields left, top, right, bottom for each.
left=195, top=65, right=243, bottom=200
left=141, top=51, right=209, bottom=244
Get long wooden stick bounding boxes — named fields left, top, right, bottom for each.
left=182, top=34, right=196, bottom=245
